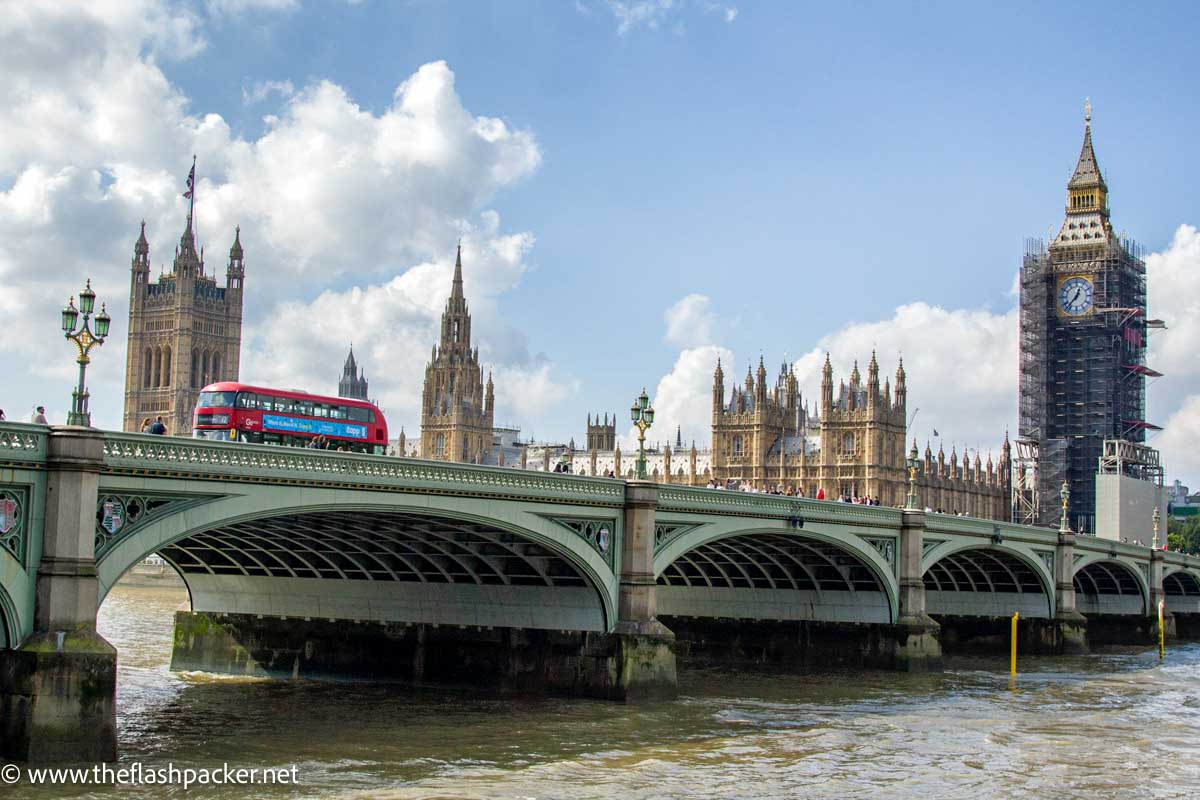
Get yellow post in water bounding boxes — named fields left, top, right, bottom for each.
left=1158, top=600, right=1165, bottom=661
left=1010, top=611, right=1019, bottom=676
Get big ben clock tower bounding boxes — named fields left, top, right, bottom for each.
left=1016, top=101, right=1157, bottom=532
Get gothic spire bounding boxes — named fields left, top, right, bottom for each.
left=451, top=241, right=465, bottom=303
left=1068, top=98, right=1105, bottom=192
left=229, top=225, right=243, bottom=260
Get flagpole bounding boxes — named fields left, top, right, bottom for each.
left=189, top=154, right=196, bottom=226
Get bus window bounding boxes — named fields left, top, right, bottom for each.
left=330, top=406, right=347, bottom=420
left=297, top=400, right=314, bottom=417
left=236, top=392, right=256, bottom=409
left=347, top=407, right=370, bottom=422
left=197, top=390, right=236, bottom=408
left=314, top=404, right=330, bottom=418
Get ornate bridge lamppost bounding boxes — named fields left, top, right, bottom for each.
left=1059, top=480, right=1071, bottom=534
left=1152, top=506, right=1160, bottom=550
left=906, top=440, right=920, bottom=510
left=61, top=279, right=111, bottom=427
left=630, top=387, right=655, bottom=480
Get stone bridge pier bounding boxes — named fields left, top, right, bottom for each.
left=0, top=428, right=116, bottom=762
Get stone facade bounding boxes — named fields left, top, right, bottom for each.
left=516, top=353, right=1008, bottom=517
left=710, top=353, right=1011, bottom=517
left=524, top=439, right=714, bottom=484
left=337, top=346, right=369, bottom=401
left=419, top=246, right=495, bottom=463
left=122, top=216, right=244, bottom=436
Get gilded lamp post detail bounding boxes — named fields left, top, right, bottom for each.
left=630, top=388, right=655, bottom=480
left=1059, top=480, right=1071, bottom=534
left=62, top=279, right=112, bottom=427
left=906, top=440, right=920, bottom=510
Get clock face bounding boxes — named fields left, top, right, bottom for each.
left=1059, top=276, right=1095, bottom=316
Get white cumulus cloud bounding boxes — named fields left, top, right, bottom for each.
left=664, top=293, right=717, bottom=348
left=242, top=79, right=295, bottom=106
left=621, top=344, right=732, bottom=449
left=0, top=2, right=560, bottom=434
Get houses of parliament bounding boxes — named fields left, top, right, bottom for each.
left=124, top=103, right=1148, bottom=528
left=117, top=209, right=1009, bottom=522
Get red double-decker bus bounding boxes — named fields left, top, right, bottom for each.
left=192, top=382, right=389, bottom=454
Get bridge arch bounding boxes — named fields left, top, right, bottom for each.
left=0, top=582, right=18, bottom=649
left=923, top=543, right=1053, bottom=618
left=1165, top=569, right=1200, bottom=615
left=653, top=522, right=897, bottom=624
left=95, top=486, right=618, bottom=633
left=1072, top=560, right=1148, bottom=616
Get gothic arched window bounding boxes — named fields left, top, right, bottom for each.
left=162, top=347, right=172, bottom=387
left=191, top=349, right=199, bottom=388
left=143, top=349, right=153, bottom=388
left=211, top=351, right=221, bottom=381
left=200, top=352, right=210, bottom=388
left=435, top=433, right=445, bottom=457
left=732, top=435, right=743, bottom=456
left=153, top=347, right=162, bottom=388
left=843, top=432, right=855, bottom=454
left=453, top=320, right=460, bottom=343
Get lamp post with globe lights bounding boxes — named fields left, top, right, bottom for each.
left=1059, top=480, right=1071, bottom=534
left=630, top=388, right=655, bottom=480
left=61, top=279, right=111, bottom=427
left=906, top=440, right=921, bottom=510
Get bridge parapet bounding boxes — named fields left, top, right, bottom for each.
left=99, top=432, right=625, bottom=506
left=657, top=486, right=900, bottom=527
left=0, top=422, right=49, bottom=463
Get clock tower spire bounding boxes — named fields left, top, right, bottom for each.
left=1017, top=100, right=1154, bottom=535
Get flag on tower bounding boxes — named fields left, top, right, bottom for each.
left=182, top=159, right=195, bottom=199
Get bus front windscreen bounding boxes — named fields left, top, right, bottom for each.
left=197, top=391, right=237, bottom=408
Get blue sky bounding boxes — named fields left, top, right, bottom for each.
left=2, top=0, right=1199, bottom=482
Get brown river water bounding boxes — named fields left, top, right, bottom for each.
left=8, top=584, right=1200, bottom=799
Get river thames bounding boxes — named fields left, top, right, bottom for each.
left=9, top=583, right=1200, bottom=799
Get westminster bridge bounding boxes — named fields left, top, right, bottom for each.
left=2, top=423, right=1199, bottom=761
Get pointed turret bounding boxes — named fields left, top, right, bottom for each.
left=450, top=242, right=465, bottom=304
left=173, top=213, right=200, bottom=280
left=755, top=356, right=767, bottom=403
left=894, top=356, right=907, bottom=412
left=226, top=225, right=245, bottom=289
left=131, top=221, right=150, bottom=275
left=676, top=425, right=683, bottom=449
left=850, top=359, right=861, bottom=387
left=713, top=357, right=725, bottom=415
left=338, top=344, right=369, bottom=400
left=135, top=221, right=149, bottom=258
left=821, top=353, right=833, bottom=412
left=867, top=350, right=880, bottom=407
